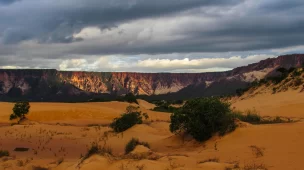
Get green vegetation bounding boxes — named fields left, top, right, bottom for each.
left=121, top=93, right=139, bottom=104
left=9, top=101, right=30, bottom=122
left=125, top=138, right=150, bottom=154
left=152, top=106, right=179, bottom=113
left=231, top=109, right=261, bottom=124
left=236, top=66, right=304, bottom=96
left=151, top=100, right=181, bottom=113
left=110, top=105, right=148, bottom=132
left=231, top=109, right=294, bottom=124
left=0, top=150, right=9, bottom=158
left=170, top=97, right=236, bottom=142
left=89, top=92, right=139, bottom=104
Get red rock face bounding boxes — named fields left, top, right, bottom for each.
left=0, top=54, right=303, bottom=98
left=58, top=71, right=229, bottom=95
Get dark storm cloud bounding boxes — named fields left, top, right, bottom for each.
left=0, top=0, right=304, bottom=72
left=0, top=0, right=239, bottom=44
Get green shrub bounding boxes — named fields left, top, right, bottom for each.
left=151, top=100, right=180, bottom=113
left=232, top=110, right=293, bottom=124
left=0, top=150, right=9, bottom=157
left=232, top=109, right=261, bottom=123
left=125, top=138, right=150, bottom=154
left=243, top=109, right=261, bottom=122
left=170, top=97, right=236, bottom=142
left=9, top=101, right=30, bottom=122
left=123, top=93, right=138, bottom=104
left=110, top=106, right=147, bottom=132
left=152, top=106, right=179, bottom=113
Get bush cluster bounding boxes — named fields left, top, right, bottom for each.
left=110, top=106, right=148, bottom=132
left=122, top=93, right=138, bottom=104
left=151, top=100, right=181, bottom=113
left=0, top=150, right=9, bottom=158
left=170, top=97, right=236, bottom=141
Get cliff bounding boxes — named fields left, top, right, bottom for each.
left=0, top=54, right=303, bottom=101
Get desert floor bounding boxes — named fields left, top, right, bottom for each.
left=0, top=93, right=304, bottom=170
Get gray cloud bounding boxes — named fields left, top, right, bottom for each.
left=0, top=0, right=238, bottom=44
left=0, top=0, right=19, bottom=5
left=0, top=0, right=304, bottom=72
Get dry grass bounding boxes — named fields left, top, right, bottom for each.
left=244, top=162, right=268, bottom=170
left=249, top=145, right=265, bottom=158
left=225, top=162, right=267, bottom=170
left=198, top=157, right=220, bottom=164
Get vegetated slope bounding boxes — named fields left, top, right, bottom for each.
left=230, top=67, right=304, bottom=118
left=0, top=54, right=304, bottom=101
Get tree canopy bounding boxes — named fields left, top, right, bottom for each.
left=170, top=97, right=236, bottom=141
left=10, top=101, right=30, bottom=121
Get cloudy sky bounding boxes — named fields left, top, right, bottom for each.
left=0, top=0, right=304, bottom=72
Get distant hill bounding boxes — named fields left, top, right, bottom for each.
left=0, top=54, right=304, bottom=102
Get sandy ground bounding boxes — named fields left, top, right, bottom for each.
left=231, top=89, right=304, bottom=118
left=0, top=100, right=169, bottom=125
left=0, top=92, right=303, bottom=170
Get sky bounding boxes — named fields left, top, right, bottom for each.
left=0, top=0, right=304, bottom=72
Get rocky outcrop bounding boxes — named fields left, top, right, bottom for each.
left=0, top=54, right=303, bottom=101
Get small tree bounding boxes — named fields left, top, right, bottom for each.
left=110, top=105, right=148, bottom=132
left=9, top=101, right=30, bottom=122
left=123, top=93, right=138, bottom=104
left=170, top=97, right=236, bottom=141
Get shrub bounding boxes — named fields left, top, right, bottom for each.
left=293, top=78, right=303, bottom=86
left=14, top=147, right=29, bottom=152
left=110, top=106, right=147, bottom=132
left=152, top=106, right=179, bottom=113
left=232, top=110, right=293, bottom=124
left=125, top=138, right=150, bottom=154
left=84, top=142, right=112, bottom=159
left=9, top=101, right=30, bottom=122
left=86, top=143, right=99, bottom=158
left=151, top=100, right=181, bottom=113
left=272, top=87, right=277, bottom=94
left=170, top=97, right=236, bottom=142
left=232, top=109, right=261, bottom=123
left=123, top=93, right=138, bottom=104
left=0, top=150, right=9, bottom=157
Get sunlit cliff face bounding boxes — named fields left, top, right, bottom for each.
left=0, top=54, right=303, bottom=98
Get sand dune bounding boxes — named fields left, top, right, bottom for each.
left=231, top=89, right=304, bottom=118
left=0, top=101, right=170, bottom=125
left=0, top=93, right=304, bottom=169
